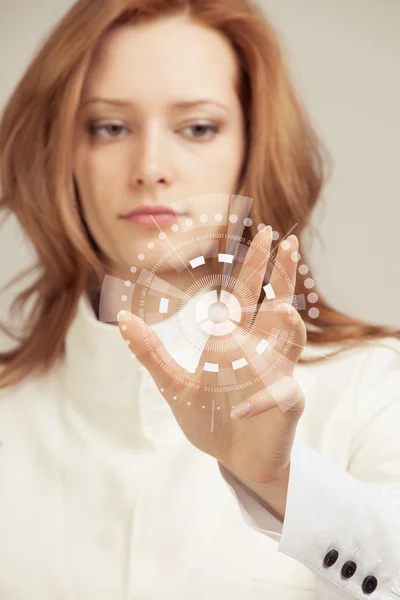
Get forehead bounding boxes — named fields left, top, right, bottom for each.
left=81, top=17, right=240, bottom=105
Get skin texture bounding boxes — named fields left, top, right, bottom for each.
left=73, top=15, right=307, bottom=521
left=73, top=15, right=246, bottom=293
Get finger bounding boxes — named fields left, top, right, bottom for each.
left=249, top=302, right=306, bottom=386
left=267, top=234, right=298, bottom=304
left=237, top=226, right=273, bottom=302
left=213, top=298, right=306, bottom=382
left=230, top=375, right=305, bottom=420
left=255, top=235, right=299, bottom=333
left=270, top=302, right=307, bottom=365
left=117, top=310, right=187, bottom=394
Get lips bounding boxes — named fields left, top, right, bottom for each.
left=121, top=205, right=187, bottom=229
left=122, top=205, right=178, bottom=218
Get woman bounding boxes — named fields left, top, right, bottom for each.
left=1, top=0, right=399, bottom=598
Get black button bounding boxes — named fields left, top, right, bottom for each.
left=341, top=560, right=357, bottom=578
left=323, top=549, right=339, bottom=567
left=362, top=576, right=378, bottom=594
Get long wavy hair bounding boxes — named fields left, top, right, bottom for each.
left=0, top=0, right=398, bottom=389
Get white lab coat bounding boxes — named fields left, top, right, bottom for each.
left=0, top=292, right=399, bottom=600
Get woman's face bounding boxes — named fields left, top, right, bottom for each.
left=73, top=15, right=246, bottom=280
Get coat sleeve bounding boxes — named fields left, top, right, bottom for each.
left=217, top=342, right=400, bottom=599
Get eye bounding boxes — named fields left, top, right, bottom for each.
left=88, top=122, right=129, bottom=139
left=87, top=121, right=220, bottom=141
left=182, top=123, right=220, bottom=141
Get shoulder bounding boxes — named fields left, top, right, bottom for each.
left=299, top=335, right=400, bottom=382
left=294, top=336, right=400, bottom=422
left=352, top=336, right=400, bottom=413
left=356, top=336, right=400, bottom=373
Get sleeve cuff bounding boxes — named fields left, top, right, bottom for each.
left=218, top=440, right=400, bottom=599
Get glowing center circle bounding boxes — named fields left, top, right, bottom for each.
left=193, top=289, right=243, bottom=336
left=208, top=302, right=230, bottom=324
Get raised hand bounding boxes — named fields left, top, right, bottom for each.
left=118, top=227, right=307, bottom=489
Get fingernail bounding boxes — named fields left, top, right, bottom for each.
left=260, top=225, right=273, bottom=237
left=230, top=402, right=252, bottom=420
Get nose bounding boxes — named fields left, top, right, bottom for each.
left=134, top=170, right=167, bottom=188
left=130, top=123, right=172, bottom=192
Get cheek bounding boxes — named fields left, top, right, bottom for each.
left=75, top=151, right=114, bottom=211
left=75, top=137, right=123, bottom=182
left=186, top=156, right=244, bottom=219
left=74, top=147, right=95, bottom=196
left=74, top=160, right=113, bottom=245
left=207, top=137, right=244, bottom=188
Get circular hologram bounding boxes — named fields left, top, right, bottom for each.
left=178, top=273, right=257, bottom=354
left=102, top=198, right=316, bottom=398
left=195, top=289, right=242, bottom=336
left=208, top=302, right=230, bottom=324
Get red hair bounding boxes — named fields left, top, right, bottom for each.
left=1, top=0, right=398, bottom=389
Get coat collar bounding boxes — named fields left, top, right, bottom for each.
left=59, top=292, right=202, bottom=448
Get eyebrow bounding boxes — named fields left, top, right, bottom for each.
left=80, top=98, right=230, bottom=113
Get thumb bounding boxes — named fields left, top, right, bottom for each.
left=117, top=310, right=186, bottom=392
